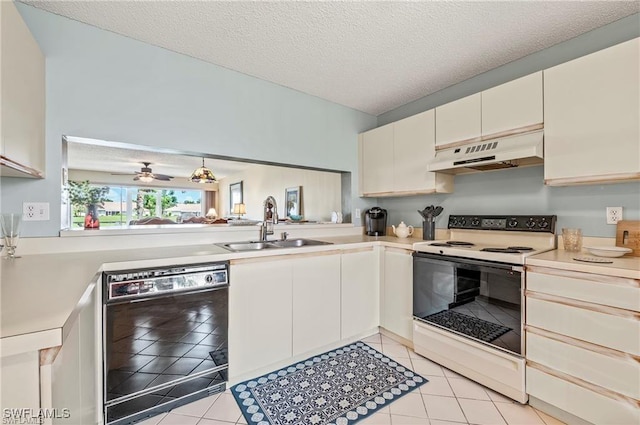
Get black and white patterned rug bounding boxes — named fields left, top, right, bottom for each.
left=231, top=341, right=427, bottom=425
left=422, top=310, right=511, bottom=343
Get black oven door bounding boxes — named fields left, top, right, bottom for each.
left=413, top=252, right=523, bottom=355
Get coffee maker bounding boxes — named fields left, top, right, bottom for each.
left=365, top=207, right=388, bottom=236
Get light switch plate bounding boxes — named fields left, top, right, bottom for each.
left=23, top=202, right=50, bottom=221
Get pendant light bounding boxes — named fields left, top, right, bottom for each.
left=189, top=157, right=217, bottom=183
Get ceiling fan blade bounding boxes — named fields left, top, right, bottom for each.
left=110, top=172, right=137, bottom=176
left=152, top=173, right=173, bottom=180
left=133, top=176, right=141, bottom=181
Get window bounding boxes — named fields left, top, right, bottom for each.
left=70, top=185, right=204, bottom=227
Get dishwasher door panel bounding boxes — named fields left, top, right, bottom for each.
left=104, top=287, right=228, bottom=424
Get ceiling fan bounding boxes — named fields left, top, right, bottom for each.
left=112, top=162, right=174, bottom=182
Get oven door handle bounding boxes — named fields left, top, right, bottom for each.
left=413, top=252, right=522, bottom=273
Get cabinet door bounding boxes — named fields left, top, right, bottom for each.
left=482, top=72, right=543, bottom=137
left=435, top=93, right=481, bottom=147
left=341, top=249, right=379, bottom=339
left=393, top=110, right=453, bottom=194
left=359, top=124, right=394, bottom=196
left=229, top=260, right=292, bottom=378
left=0, top=1, right=45, bottom=176
left=292, top=254, right=341, bottom=356
left=0, top=351, right=40, bottom=411
left=382, top=248, right=414, bottom=341
left=544, top=38, right=640, bottom=185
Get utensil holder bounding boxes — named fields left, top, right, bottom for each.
left=423, top=220, right=436, bottom=240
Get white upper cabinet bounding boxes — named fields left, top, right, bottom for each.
left=544, top=38, right=640, bottom=186
left=359, top=110, right=453, bottom=197
left=393, top=110, right=453, bottom=194
left=435, top=93, right=481, bottom=147
left=482, top=71, right=543, bottom=137
left=359, top=123, right=394, bottom=195
left=0, top=1, right=45, bottom=178
left=435, top=73, right=542, bottom=148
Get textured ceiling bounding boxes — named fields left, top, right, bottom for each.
left=67, top=141, right=250, bottom=179
left=22, top=1, right=640, bottom=115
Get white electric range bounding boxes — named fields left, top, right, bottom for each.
left=411, top=215, right=557, bottom=403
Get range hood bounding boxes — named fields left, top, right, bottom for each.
left=428, top=130, right=543, bottom=174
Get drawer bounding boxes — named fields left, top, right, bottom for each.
left=527, top=331, right=640, bottom=399
left=527, top=269, right=640, bottom=312
left=414, top=320, right=526, bottom=403
left=526, top=297, right=639, bottom=355
left=526, top=366, right=639, bottom=425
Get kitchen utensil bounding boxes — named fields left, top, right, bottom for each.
left=583, top=246, right=632, bottom=258
left=423, top=220, right=436, bottom=241
left=392, top=221, right=414, bottom=238
left=433, top=206, right=443, bottom=217
left=1, top=213, right=21, bottom=259
left=615, top=220, right=640, bottom=257
left=418, top=205, right=435, bottom=220
left=561, top=228, right=582, bottom=252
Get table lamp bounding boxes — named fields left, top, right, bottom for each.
left=232, top=203, right=246, bottom=219
left=206, top=208, right=218, bottom=219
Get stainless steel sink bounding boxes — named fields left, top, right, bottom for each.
left=218, top=238, right=332, bottom=252
left=220, top=241, right=274, bottom=251
left=268, top=239, right=331, bottom=248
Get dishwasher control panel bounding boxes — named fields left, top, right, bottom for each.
left=104, top=262, right=228, bottom=301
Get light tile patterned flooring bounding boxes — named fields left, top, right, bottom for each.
left=137, top=333, right=565, bottom=425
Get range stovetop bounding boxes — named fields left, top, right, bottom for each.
left=412, top=215, right=557, bottom=265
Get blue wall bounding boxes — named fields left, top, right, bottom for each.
left=376, top=13, right=640, bottom=237
left=377, top=167, right=640, bottom=237
left=2, top=3, right=378, bottom=237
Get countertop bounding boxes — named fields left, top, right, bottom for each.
left=4, top=232, right=637, bottom=353
left=0, top=234, right=417, bottom=345
left=526, top=249, right=640, bottom=279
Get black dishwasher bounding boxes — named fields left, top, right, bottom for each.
left=103, top=262, right=229, bottom=425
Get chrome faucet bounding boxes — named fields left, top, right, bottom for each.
left=259, top=196, right=279, bottom=241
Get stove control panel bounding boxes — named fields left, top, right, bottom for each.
left=448, top=215, right=556, bottom=233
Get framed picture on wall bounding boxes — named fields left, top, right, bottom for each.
left=229, top=181, right=243, bottom=214
left=285, top=186, right=302, bottom=217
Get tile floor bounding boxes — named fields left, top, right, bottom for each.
left=136, top=333, right=565, bottom=425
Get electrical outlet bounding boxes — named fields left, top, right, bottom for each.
left=606, top=206, right=623, bottom=225
left=23, top=202, right=50, bottom=221
left=355, top=208, right=361, bottom=218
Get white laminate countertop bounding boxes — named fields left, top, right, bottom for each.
left=526, top=249, right=640, bottom=279
left=0, top=234, right=416, bottom=344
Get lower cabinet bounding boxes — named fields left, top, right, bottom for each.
left=229, top=258, right=293, bottom=379
left=229, top=246, right=416, bottom=380
left=341, top=248, right=379, bottom=340
left=0, top=351, right=40, bottom=410
left=381, top=247, right=413, bottom=341
left=525, top=266, right=640, bottom=424
left=292, top=254, right=341, bottom=356
left=49, top=284, right=98, bottom=425
left=0, top=284, right=98, bottom=425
